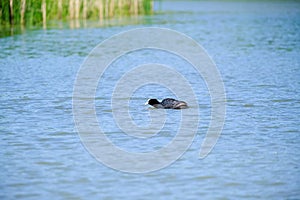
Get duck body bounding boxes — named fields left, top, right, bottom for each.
left=145, top=98, right=188, bottom=109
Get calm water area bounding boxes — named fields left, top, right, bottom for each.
left=1, top=1, right=300, bottom=199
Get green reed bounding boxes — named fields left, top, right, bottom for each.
left=0, top=0, right=153, bottom=27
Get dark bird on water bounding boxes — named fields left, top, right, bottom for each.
left=145, top=98, right=188, bottom=109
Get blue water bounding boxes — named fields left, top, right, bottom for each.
left=1, top=1, right=300, bottom=199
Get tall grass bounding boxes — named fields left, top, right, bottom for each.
left=0, top=0, right=153, bottom=27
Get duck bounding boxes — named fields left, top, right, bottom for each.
left=145, top=98, right=188, bottom=109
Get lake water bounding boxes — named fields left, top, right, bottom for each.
left=1, top=1, right=300, bottom=199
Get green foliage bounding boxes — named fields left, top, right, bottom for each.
left=0, top=0, right=153, bottom=27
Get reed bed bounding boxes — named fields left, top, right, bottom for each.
left=0, top=0, right=153, bottom=27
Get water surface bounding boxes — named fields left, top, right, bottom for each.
left=1, top=1, right=300, bottom=199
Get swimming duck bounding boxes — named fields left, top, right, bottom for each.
left=145, top=98, right=188, bottom=109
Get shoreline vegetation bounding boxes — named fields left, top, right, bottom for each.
left=0, top=0, right=153, bottom=36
